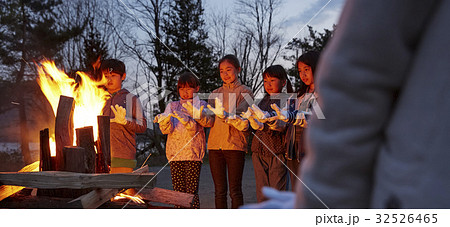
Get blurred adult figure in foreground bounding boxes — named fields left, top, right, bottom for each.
left=243, top=0, right=450, bottom=209
left=298, top=0, right=450, bottom=208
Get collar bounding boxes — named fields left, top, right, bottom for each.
left=223, top=79, right=241, bottom=89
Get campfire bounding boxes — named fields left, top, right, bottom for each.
left=0, top=60, right=195, bottom=209
left=36, top=60, right=110, bottom=156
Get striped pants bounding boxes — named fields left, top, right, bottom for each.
left=169, top=161, right=202, bottom=208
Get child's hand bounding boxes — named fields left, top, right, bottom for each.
left=110, top=104, right=127, bottom=125
left=170, top=111, right=191, bottom=125
left=153, top=113, right=171, bottom=124
left=248, top=116, right=264, bottom=130
left=240, top=108, right=252, bottom=119
left=270, top=103, right=289, bottom=122
left=251, top=104, right=271, bottom=123
left=207, top=97, right=225, bottom=118
left=225, top=115, right=248, bottom=131
left=182, top=101, right=205, bottom=119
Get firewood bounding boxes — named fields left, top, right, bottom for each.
left=75, top=126, right=96, bottom=173
left=0, top=195, right=148, bottom=209
left=139, top=187, right=194, bottom=208
left=0, top=161, right=40, bottom=202
left=39, top=128, right=52, bottom=171
left=96, top=115, right=110, bottom=173
left=55, top=96, right=74, bottom=170
left=69, top=166, right=150, bottom=208
left=0, top=171, right=156, bottom=189
left=63, top=146, right=87, bottom=173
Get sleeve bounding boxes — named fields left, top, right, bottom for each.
left=124, top=96, right=147, bottom=134
left=296, top=0, right=439, bottom=208
left=236, top=87, right=254, bottom=114
left=266, top=119, right=288, bottom=132
left=158, top=103, right=174, bottom=134
left=195, top=100, right=215, bottom=128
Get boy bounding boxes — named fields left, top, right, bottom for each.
left=100, top=59, right=147, bottom=173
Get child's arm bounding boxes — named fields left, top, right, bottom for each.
left=266, top=119, right=288, bottom=132
left=171, top=111, right=197, bottom=130
left=182, top=100, right=214, bottom=128
left=111, top=96, right=148, bottom=133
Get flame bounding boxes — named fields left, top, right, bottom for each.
left=49, top=136, right=56, bottom=157
left=36, top=60, right=110, bottom=150
left=0, top=161, right=40, bottom=201
left=113, top=193, right=145, bottom=204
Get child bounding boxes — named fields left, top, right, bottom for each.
left=184, top=54, right=253, bottom=208
left=154, top=72, right=212, bottom=209
left=246, top=65, right=293, bottom=203
left=271, top=51, right=321, bottom=190
left=100, top=59, right=147, bottom=173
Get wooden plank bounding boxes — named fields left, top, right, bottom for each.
left=0, top=171, right=156, bottom=189
left=55, top=95, right=74, bottom=170
left=75, top=126, right=96, bottom=173
left=0, top=161, right=40, bottom=202
left=140, top=187, right=194, bottom=208
left=69, top=166, right=150, bottom=208
left=39, top=128, right=52, bottom=171
left=96, top=115, right=110, bottom=173
left=0, top=195, right=148, bottom=209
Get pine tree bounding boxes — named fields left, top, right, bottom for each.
left=82, top=19, right=109, bottom=78
left=161, top=0, right=219, bottom=100
left=283, top=25, right=335, bottom=92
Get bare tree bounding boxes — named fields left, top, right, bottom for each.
left=57, top=0, right=129, bottom=72
left=233, top=0, right=284, bottom=93
left=208, top=7, right=231, bottom=57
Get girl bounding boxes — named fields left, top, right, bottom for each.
left=185, top=54, right=253, bottom=208
left=154, top=72, right=212, bottom=208
left=247, top=65, right=293, bottom=202
left=271, top=51, right=321, bottom=191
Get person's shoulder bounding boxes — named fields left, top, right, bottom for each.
left=238, top=84, right=253, bottom=94
left=211, top=86, right=223, bottom=93
left=168, top=100, right=180, bottom=107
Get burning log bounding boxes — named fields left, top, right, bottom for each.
left=0, top=171, right=156, bottom=189
left=55, top=95, right=74, bottom=171
left=39, top=128, right=52, bottom=171
left=63, top=146, right=88, bottom=173
left=96, top=115, right=110, bottom=173
left=75, top=126, right=96, bottom=173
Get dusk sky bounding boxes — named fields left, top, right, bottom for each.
left=204, top=0, right=346, bottom=66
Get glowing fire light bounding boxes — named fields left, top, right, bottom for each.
left=36, top=60, right=110, bottom=156
left=113, top=193, right=145, bottom=204
left=0, top=161, right=40, bottom=201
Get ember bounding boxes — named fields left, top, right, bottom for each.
left=113, top=192, right=145, bottom=204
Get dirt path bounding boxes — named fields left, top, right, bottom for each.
left=148, top=157, right=257, bottom=208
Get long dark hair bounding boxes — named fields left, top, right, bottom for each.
left=262, top=65, right=293, bottom=93
left=296, top=51, right=320, bottom=95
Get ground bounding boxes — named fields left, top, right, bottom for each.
left=148, top=157, right=257, bottom=208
